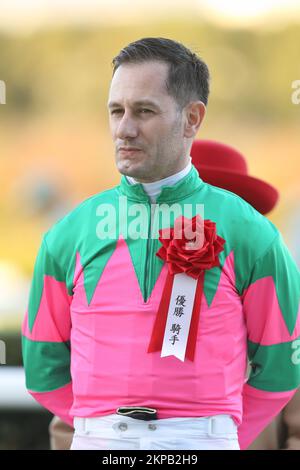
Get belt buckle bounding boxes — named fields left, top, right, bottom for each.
left=116, top=406, right=157, bottom=421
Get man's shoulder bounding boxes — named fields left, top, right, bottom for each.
left=203, top=181, right=263, bottom=217
left=202, top=181, right=279, bottom=256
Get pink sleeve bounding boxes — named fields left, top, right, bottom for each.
left=238, top=384, right=298, bottom=450
left=29, top=383, right=74, bottom=427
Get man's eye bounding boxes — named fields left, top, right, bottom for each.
left=110, top=108, right=153, bottom=115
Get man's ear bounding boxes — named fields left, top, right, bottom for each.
left=183, top=101, right=206, bottom=138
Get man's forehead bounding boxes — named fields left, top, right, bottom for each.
left=108, top=61, right=170, bottom=107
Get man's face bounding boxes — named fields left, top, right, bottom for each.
left=107, top=60, right=188, bottom=183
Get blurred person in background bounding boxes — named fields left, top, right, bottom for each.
left=21, top=37, right=300, bottom=451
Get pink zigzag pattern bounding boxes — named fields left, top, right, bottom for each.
left=242, top=277, right=300, bottom=345
left=70, top=234, right=246, bottom=366
left=22, top=276, right=72, bottom=342
left=22, top=232, right=299, bottom=347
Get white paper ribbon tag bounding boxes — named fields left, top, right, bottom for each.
left=160, top=272, right=198, bottom=361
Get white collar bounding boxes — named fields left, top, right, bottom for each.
left=126, top=156, right=192, bottom=203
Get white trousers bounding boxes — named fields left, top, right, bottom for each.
left=70, top=413, right=240, bottom=450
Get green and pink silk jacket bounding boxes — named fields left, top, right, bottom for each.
left=22, top=165, right=300, bottom=450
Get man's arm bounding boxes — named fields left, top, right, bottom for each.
left=22, top=236, right=74, bottom=426
left=238, top=233, right=300, bottom=450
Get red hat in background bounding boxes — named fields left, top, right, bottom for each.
left=190, top=139, right=279, bottom=215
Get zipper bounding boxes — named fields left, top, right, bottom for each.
left=143, top=201, right=157, bottom=303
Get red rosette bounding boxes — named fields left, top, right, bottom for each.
left=156, top=214, right=226, bottom=279
left=148, top=214, right=226, bottom=361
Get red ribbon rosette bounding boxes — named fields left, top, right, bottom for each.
left=147, top=214, right=226, bottom=361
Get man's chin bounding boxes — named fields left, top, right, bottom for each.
left=117, top=162, right=147, bottom=179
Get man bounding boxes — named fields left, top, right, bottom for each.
left=22, top=37, right=300, bottom=451
left=48, top=139, right=300, bottom=450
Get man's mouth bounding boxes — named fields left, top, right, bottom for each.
left=118, top=148, right=142, bottom=155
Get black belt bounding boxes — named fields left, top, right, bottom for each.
left=116, top=406, right=157, bottom=421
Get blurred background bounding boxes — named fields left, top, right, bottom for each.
left=0, top=0, right=299, bottom=449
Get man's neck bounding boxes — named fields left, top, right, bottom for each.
left=126, top=157, right=192, bottom=203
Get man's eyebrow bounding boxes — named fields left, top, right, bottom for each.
left=107, top=100, right=161, bottom=109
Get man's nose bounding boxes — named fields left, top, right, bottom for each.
left=116, top=113, right=138, bottom=140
